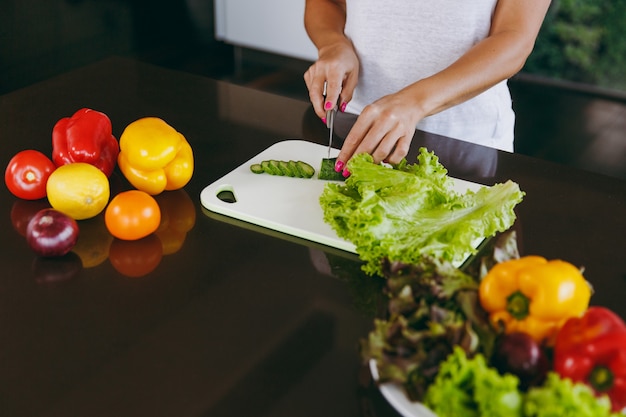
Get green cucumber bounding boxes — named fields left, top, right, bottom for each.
left=318, top=158, right=345, bottom=181
left=250, top=160, right=315, bottom=178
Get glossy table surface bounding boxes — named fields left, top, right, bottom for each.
left=1, top=57, right=625, bottom=417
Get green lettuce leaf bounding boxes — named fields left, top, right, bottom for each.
left=423, top=346, right=523, bottom=417
left=524, top=373, right=620, bottom=417
left=320, top=149, right=524, bottom=276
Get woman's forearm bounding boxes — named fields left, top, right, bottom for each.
left=304, top=0, right=348, bottom=53
left=402, top=0, right=552, bottom=118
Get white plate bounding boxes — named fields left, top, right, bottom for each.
left=369, top=360, right=437, bottom=417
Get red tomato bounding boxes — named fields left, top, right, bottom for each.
left=104, top=190, right=161, bottom=240
left=5, top=150, right=56, bottom=200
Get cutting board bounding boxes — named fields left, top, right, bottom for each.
left=200, top=140, right=483, bottom=254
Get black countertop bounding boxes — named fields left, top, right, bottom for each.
left=1, top=57, right=625, bottom=417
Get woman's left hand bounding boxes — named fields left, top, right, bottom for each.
left=336, top=89, right=424, bottom=173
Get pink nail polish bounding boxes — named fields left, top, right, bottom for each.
left=342, top=168, right=350, bottom=178
left=324, top=101, right=334, bottom=110
left=334, top=160, right=344, bottom=172
left=340, top=102, right=347, bottom=112
left=321, top=117, right=327, bottom=125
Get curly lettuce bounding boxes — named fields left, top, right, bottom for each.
left=423, top=346, right=523, bottom=417
left=320, top=148, right=524, bottom=276
left=524, top=373, right=621, bottom=417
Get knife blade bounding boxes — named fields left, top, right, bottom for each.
left=326, top=108, right=335, bottom=158
left=323, top=81, right=335, bottom=158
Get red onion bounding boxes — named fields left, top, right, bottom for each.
left=26, top=208, right=79, bottom=257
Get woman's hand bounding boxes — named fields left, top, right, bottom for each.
left=303, top=38, right=359, bottom=121
left=335, top=89, right=424, bottom=174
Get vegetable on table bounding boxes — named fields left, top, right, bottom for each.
left=320, top=148, right=524, bottom=276
left=318, top=158, right=345, bottom=181
left=250, top=159, right=315, bottom=178
left=26, top=208, right=79, bottom=257
left=5, top=150, right=56, bottom=200
left=478, top=256, right=591, bottom=344
left=118, top=117, right=193, bottom=195
left=423, top=346, right=523, bottom=417
left=553, top=306, right=626, bottom=413
left=362, top=256, right=497, bottom=401
left=105, top=190, right=161, bottom=241
left=491, top=331, right=549, bottom=391
left=424, top=347, right=622, bottom=417
left=52, top=108, right=119, bottom=177
left=524, top=372, right=620, bottom=417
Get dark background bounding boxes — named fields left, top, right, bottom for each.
left=0, top=0, right=226, bottom=95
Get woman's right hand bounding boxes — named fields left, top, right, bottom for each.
left=304, top=38, right=360, bottom=121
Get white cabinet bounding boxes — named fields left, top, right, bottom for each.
left=214, top=0, right=317, bottom=62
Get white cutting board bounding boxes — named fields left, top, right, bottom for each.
left=200, top=140, right=483, bottom=253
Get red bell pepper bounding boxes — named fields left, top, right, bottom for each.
left=553, top=306, right=626, bottom=412
left=52, top=108, right=119, bottom=177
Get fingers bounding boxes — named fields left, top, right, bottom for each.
left=304, top=39, right=361, bottom=122
left=324, top=78, right=343, bottom=112
left=339, top=70, right=358, bottom=112
left=335, top=105, right=416, bottom=175
left=386, top=135, right=413, bottom=165
left=305, top=70, right=345, bottom=120
left=304, top=67, right=326, bottom=119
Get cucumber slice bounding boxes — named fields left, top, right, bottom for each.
left=260, top=160, right=273, bottom=175
left=296, top=161, right=315, bottom=178
left=288, top=160, right=301, bottom=177
left=268, top=160, right=282, bottom=175
left=250, top=163, right=264, bottom=174
left=278, top=160, right=294, bottom=177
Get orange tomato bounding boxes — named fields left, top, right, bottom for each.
left=104, top=190, right=161, bottom=240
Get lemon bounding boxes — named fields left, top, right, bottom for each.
left=47, top=163, right=110, bottom=220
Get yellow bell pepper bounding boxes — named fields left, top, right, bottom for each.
left=118, top=117, right=194, bottom=195
left=478, top=256, right=591, bottom=344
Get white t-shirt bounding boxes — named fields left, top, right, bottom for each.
left=344, top=0, right=515, bottom=151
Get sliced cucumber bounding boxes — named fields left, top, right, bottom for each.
left=250, top=160, right=315, bottom=178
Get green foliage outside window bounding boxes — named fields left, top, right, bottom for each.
left=523, top=0, right=626, bottom=91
